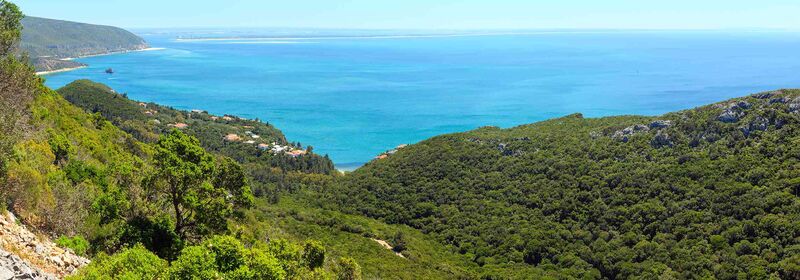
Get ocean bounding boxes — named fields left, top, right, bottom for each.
left=41, top=30, right=800, bottom=169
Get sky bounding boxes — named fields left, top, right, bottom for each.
left=13, top=0, right=800, bottom=30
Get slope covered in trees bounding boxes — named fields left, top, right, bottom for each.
left=2, top=2, right=360, bottom=278
left=57, top=80, right=337, bottom=192
left=327, top=91, right=800, bottom=279
left=20, top=16, right=147, bottom=58
left=20, top=16, right=147, bottom=72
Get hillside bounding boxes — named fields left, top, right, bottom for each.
left=57, top=80, right=337, bottom=193
left=327, top=90, right=800, bottom=279
left=2, top=3, right=361, bottom=278
left=19, top=16, right=148, bottom=72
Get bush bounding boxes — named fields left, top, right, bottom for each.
left=67, top=244, right=167, bottom=280
left=303, top=240, right=326, bottom=269
left=335, top=257, right=362, bottom=280
left=168, top=246, right=219, bottom=280
left=55, top=235, right=90, bottom=256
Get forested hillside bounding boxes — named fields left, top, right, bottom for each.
left=57, top=80, right=337, bottom=195
left=328, top=91, right=800, bottom=279
left=1, top=2, right=360, bottom=278
left=20, top=16, right=147, bottom=58
left=19, top=16, right=148, bottom=72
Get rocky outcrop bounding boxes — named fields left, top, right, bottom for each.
left=717, top=101, right=751, bottom=123
left=651, top=130, right=674, bottom=148
left=0, top=250, right=57, bottom=280
left=740, top=116, right=769, bottom=137
left=0, top=212, right=88, bottom=279
left=612, top=124, right=650, bottom=143
left=788, top=97, right=800, bottom=113
left=648, top=120, right=672, bottom=129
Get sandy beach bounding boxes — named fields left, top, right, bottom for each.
left=35, top=65, right=88, bottom=75
left=35, top=48, right=166, bottom=75
left=62, top=47, right=166, bottom=60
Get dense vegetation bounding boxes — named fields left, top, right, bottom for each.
left=1, top=3, right=359, bottom=279
left=19, top=16, right=148, bottom=72
left=57, top=80, right=337, bottom=193
left=5, top=0, right=800, bottom=279
left=19, top=16, right=147, bottom=57
left=327, top=92, right=800, bottom=279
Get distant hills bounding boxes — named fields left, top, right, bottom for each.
left=20, top=16, right=148, bottom=72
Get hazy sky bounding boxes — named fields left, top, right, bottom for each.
left=13, top=0, right=800, bottom=30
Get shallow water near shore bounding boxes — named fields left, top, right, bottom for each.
left=41, top=30, right=800, bottom=169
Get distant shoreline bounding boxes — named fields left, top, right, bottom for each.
left=174, top=32, right=559, bottom=42
left=36, top=66, right=88, bottom=76
left=62, top=47, right=166, bottom=61
left=35, top=48, right=166, bottom=76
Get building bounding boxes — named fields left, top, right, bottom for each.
left=287, top=149, right=307, bottom=157
left=257, top=143, right=270, bottom=150
left=223, top=134, right=241, bottom=142
left=169, top=123, right=188, bottom=129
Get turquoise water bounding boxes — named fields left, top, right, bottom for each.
left=42, top=31, right=800, bottom=168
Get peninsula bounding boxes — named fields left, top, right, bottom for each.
left=20, top=16, right=149, bottom=73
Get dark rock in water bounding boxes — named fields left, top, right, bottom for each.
left=649, top=120, right=672, bottom=129
left=651, top=130, right=673, bottom=148
left=612, top=124, right=649, bottom=142
left=105, top=68, right=114, bottom=74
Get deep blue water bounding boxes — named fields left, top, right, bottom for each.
left=41, top=31, right=800, bottom=169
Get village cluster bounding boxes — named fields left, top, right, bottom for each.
left=140, top=103, right=309, bottom=157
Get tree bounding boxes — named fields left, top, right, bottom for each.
left=390, top=231, right=407, bottom=253
left=335, top=257, right=361, bottom=280
left=0, top=0, right=35, bottom=178
left=151, top=130, right=250, bottom=240
left=213, top=157, right=254, bottom=209
left=68, top=244, right=168, bottom=280
left=0, top=0, right=23, bottom=55
left=303, top=240, right=326, bottom=269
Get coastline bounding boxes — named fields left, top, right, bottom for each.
left=35, top=47, right=166, bottom=76
left=35, top=65, right=88, bottom=76
left=62, top=47, right=166, bottom=61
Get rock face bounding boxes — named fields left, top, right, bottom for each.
left=0, top=212, right=89, bottom=279
left=717, top=101, right=751, bottom=123
left=612, top=124, right=650, bottom=142
left=0, top=249, right=57, bottom=280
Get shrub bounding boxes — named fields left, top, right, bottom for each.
left=335, top=257, right=361, bottom=280
left=67, top=244, right=167, bottom=280
left=55, top=235, right=90, bottom=256
left=303, top=240, right=326, bottom=269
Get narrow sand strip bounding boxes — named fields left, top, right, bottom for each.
left=35, top=66, right=88, bottom=76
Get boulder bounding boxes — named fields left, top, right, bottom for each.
left=612, top=124, right=649, bottom=143
left=648, top=120, right=672, bottom=129
left=717, top=101, right=750, bottom=123
left=651, top=130, right=673, bottom=148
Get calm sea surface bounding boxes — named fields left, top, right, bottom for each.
left=42, top=30, right=800, bottom=169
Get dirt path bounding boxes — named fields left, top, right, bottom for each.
left=371, top=238, right=405, bottom=258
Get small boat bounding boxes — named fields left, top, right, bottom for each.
left=105, top=68, right=114, bottom=74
